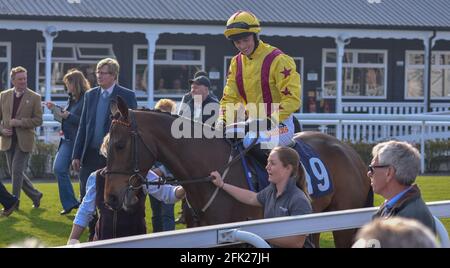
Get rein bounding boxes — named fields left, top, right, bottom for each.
left=105, top=109, right=259, bottom=219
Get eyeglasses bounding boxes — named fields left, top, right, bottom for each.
left=96, top=71, right=112, bottom=76
left=368, top=164, right=390, bottom=173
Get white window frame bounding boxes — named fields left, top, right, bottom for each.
left=76, top=46, right=115, bottom=59
left=223, top=56, right=233, bottom=89
left=132, top=45, right=205, bottom=98
left=0, top=42, right=11, bottom=89
left=321, top=49, right=388, bottom=99
left=222, top=55, right=304, bottom=92
left=39, top=43, right=76, bottom=61
left=36, top=43, right=114, bottom=97
left=404, top=50, right=450, bottom=100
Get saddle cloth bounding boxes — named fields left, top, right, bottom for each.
left=243, top=140, right=333, bottom=198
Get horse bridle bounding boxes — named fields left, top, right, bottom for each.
left=104, top=109, right=259, bottom=218
left=104, top=110, right=158, bottom=203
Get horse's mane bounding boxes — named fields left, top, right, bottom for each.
left=133, top=107, right=216, bottom=130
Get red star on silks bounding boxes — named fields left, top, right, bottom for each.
left=282, top=87, right=292, bottom=96
left=280, top=67, right=292, bottom=78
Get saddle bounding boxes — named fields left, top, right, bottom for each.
left=241, top=139, right=333, bottom=198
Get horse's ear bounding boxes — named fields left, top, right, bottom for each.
left=110, top=99, right=119, bottom=117
left=116, top=96, right=129, bottom=119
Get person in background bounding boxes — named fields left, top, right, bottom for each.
left=352, top=217, right=438, bottom=248
left=0, top=180, right=19, bottom=217
left=149, top=99, right=177, bottom=232
left=71, top=58, right=137, bottom=240
left=176, top=71, right=219, bottom=224
left=46, top=69, right=90, bottom=215
left=369, top=140, right=435, bottom=233
left=0, top=66, right=43, bottom=210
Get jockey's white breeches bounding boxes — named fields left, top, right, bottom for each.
left=225, top=115, right=295, bottom=150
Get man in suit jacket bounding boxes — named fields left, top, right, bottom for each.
left=72, top=58, right=137, bottom=200
left=71, top=58, right=136, bottom=241
left=0, top=66, right=43, bottom=209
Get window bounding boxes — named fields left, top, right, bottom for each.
left=133, top=45, right=204, bottom=97
left=0, top=42, right=11, bottom=91
left=223, top=55, right=304, bottom=90
left=322, top=49, right=387, bottom=98
left=36, top=43, right=115, bottom=96
left=405, top=51, right=450, bottom=99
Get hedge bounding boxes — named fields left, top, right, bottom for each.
left=0, top=138, right=448, bottom=180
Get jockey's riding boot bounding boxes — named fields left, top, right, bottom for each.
left=248, top=144, right=270, bottom=169
left=292, top=116, right=302, bottom=133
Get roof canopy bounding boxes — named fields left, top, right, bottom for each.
left=0, top=0, right=449, bottom=30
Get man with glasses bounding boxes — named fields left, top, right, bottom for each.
left=368, top=140, right=435, bottom=233
left=72, top=58, right=137, bottom=240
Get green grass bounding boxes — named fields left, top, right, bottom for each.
left=1, top=176, right=449, bottom=248
left=319, top=176, right=450, bottom=248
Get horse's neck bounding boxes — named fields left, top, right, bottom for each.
left=139, top=112, right=231, bottom=179
left=161, top=135, right=231, bottom=179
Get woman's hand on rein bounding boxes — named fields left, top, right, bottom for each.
left=210, top=171, right=223, bottom=188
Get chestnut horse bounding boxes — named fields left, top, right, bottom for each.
left=104, top=97, right=372, bottom=247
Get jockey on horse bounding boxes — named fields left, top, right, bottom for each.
left=218, top=11, right=302, bottom=166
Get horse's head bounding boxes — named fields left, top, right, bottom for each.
left=104, top=96, right=155, bottom=211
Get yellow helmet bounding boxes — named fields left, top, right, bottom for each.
left=224, top=11, right=261, bottom=40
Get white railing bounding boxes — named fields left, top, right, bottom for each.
left=341, top=102, right=450, bottom=142
left=61, top=201, right=450, bottom=248
left=342, top=102, right=450, bottom=114
left=295, top=113, right=450, bottom=173
left=40, top=113, right=450, bottom=173
left=299, top=113, right=450, bottom=143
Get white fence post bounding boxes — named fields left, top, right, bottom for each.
left=421, top=121, right=426, bottom=174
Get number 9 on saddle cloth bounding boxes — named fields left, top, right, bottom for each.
left=224, top=116, right=332, bottom=197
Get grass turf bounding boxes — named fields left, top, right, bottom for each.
left=1, top=176, right=449, bottom=248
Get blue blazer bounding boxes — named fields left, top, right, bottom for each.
left=61, top=94, right=84, bottom=142
left=72, top=84, right=137, bottom=163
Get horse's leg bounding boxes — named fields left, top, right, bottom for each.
left=312, top=233, right=321, bottom=248
left=332, top=229, right=358, bottom=248
left=308, top=195, right=333, bottom=248
left=184, top=206, right=200, bottom=228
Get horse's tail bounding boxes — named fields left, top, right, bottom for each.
left=364, top=186, right=374, bottom=207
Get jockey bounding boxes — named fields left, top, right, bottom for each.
left=218, top=11, right=301, bottom=159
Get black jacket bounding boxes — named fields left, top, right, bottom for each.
left=373, top=184, right=435, bottom=233
left=178, top=92, right=219, bottom=125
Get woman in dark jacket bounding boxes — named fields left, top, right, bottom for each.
left=46, top=69, right=90, bottom=215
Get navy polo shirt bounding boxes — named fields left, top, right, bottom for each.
left=257, top=178, right=314, bottom=248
